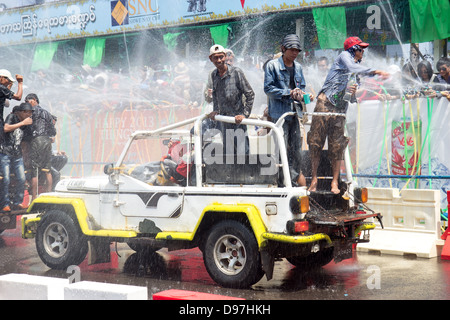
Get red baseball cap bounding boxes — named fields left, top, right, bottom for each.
left=344, top=37, right=369, bottom=51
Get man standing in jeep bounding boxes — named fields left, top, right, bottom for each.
left=206, top=44, right=254, bottom=155
left=264, top=34, right=312, bottom=187
left=307, top=37, right=390, bottom=194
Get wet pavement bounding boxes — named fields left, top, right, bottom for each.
left=1, top=217, right=449, bottom=300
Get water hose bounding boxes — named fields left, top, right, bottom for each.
left=402, top=99, right=410, bottom=178
left=400, top=100, right=419, bottom=193
left=355, top=101, right=361, bottom=182
left=415, top=99, right=421, bottom=189
left=372, top=90, right=391, bottom=188
left=427, top=97, right=434, bottom=188
left=414, top=97, right=434, bottom=189
left=379, top=86, right=393, bottom=188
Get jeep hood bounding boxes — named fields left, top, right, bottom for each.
left=55, top=176, right=109, bottom=192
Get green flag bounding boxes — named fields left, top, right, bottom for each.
left=31, top=42, right=59, bottom=72
left=163, top=32, right=183, bottom=51
left=312, top=6, right=347, bottom=50
left=409, top=0, right=450, bottom=43
left=210, top=24, right=230, bottom=47
left=83, top=38, right=106, bottom=67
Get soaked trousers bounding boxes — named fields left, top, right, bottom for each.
left=307, top=93, right=349, bottom=162
left=272, top=114, right=302, bottom=185
left=0, top=154, right=26, bottom=208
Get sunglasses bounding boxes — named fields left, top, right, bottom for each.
left=439, top=67, right=448, bottom=72
left=1, top=76, right=12, bottom=83
left=354, top=45, right=364, bottom=52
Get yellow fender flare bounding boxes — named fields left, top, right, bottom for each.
left=28, top=195, right=137, bottom=238
left=156, top=203, right=268, bottom=247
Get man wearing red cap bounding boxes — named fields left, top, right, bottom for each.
left=307, top=37, right=389, bottom=194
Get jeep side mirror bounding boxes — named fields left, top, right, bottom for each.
left=104, top=163, right=114, bottom=175
left=104, top=163, right=120, bottom=186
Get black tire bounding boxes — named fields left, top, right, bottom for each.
left=203, top=220, right=264, bottom=288
left=35, top=210, right=89, bottom=270
left=287, top=247, right=334, bottom=269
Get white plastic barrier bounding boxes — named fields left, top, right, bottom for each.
left=64, top=281, right=147, bottom=300
left=0, top=274, right=147, bottom=300
left=357, top=187, right=444, bottom=258
left=0, top=274, right=66, bottom=300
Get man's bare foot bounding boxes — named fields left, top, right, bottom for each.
left=331, top=181, right=340, bottom=194
left=308, top=178, right=318, bottom=192
left=297, top=173, right=306, bottom=187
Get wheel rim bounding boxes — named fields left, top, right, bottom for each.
left=43, top=222, right=69, bottom=258
left=213, top=234, right=247, bottom=276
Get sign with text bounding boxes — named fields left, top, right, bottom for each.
left=0, top=0, right=354, bottom=46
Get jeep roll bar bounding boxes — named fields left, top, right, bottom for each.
left=195, top=115, right=292, bottom=188
left=113, top=112, right=354, bottom=199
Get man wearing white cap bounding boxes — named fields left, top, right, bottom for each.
left=206, top=44, right=254, bottom=155
left=0, top=70, right=23, bottom=118
left=0, top=69, right=23, bottom=212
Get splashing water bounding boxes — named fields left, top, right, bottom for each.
left=0, top=2, right=440, bottom=178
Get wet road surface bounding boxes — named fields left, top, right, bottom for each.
left=1, top=217, right=449, bottom=300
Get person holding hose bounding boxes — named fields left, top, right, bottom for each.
left=307, top=37, right=390, bottom=194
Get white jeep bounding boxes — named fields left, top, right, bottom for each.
left=22, top=113, right=381, bottom=288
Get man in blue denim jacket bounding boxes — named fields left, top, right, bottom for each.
left=264, top=34, right=313, bottom=187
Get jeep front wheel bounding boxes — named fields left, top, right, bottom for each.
left=36, top=210, right=89, bottom=270
left=203, top=220, right=264, bottom=288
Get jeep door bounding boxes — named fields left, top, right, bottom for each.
left=118, top=175, right=186, bottom=218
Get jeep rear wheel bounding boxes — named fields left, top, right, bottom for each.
left=203, top=220, right=264, bottom=288
left=36, top=210, right=88, bottom=270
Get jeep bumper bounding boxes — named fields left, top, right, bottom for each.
left=262, top=222, right=375, bottom=246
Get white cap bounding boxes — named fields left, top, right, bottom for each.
left=0, top=69, right=15, bottom=82
left=209, top=44, right=226, bottom=57
left=225, top=48, right=234, bottom=56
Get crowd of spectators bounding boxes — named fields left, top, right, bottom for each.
left=17, top=52, right=450, bottom=120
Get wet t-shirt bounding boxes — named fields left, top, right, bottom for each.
left=286, top=65, right=296, bottom=90
left=4, top=113, right=25, bottom=158
left=0, top=84, right=14, bottom=149
left=320, top=51, right=375, bottom=111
